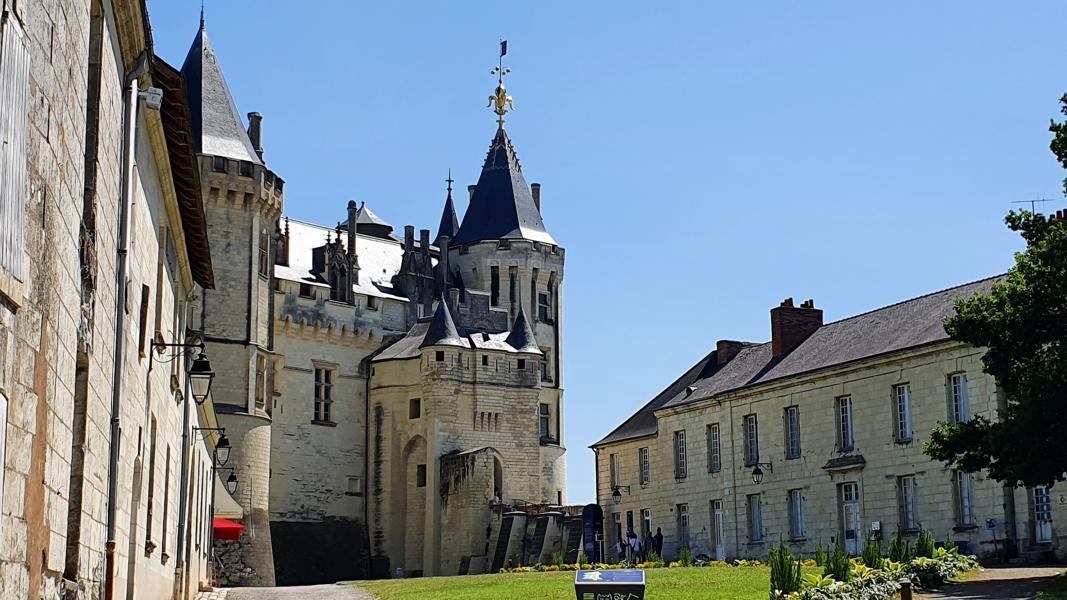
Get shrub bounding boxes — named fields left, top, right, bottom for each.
left=769, top=539, right=803, bottom=598
left=861, top=540, right=883, bottom=570
left=577, top=551, right=588, bottom=565
left=550, top=552, right=565, bottom=567
left=915, top=529, right=936, bottom=559
left=646, top=551, right=664, bottom=568
left=822, top=544, right=851, bottom=583
left=679, top=546, right=693, bottom=567
left=814, top=544, right=828, bottom=567
left=888, top=533, right=912, bottom=562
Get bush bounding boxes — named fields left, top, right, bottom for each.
left=861, top=540, right=883, bottom=570
left=915, top=529, right=936, bottom=559
left=550, top=552, right=565, bottom=567
left=769, top=539, right=803, bottom=598
left=888, top=533, right=912, bottom=562
left=646, top=551, right=664, bottom=568
left=822, top=544, right=851, bottom=583
left=679, top=546, right=693, bottom=567
left=577, top=551, right=588, bottom=565
left=814, top=544, right=828, bottom=567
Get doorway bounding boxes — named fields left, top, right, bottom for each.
left=839, top=482, right=861, bottom=555
left=1034, top=486, right=1053, bottom=543
left=711, top=499, right=726, bottom=561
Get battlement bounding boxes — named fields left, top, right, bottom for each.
left=420, top=346, right=541, bottom=387
left=198, top=154, right=284, bottom=216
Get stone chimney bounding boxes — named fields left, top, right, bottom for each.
left=531, top=183, right=541, bottom=213
left=419, top=229, right=430, bottom=258
left=770, top=298, right=823, bottom=359
left=346, top=200, right=359, bottom=291
left=404, top=225, right=415, bottom=254
left=1053, top=208, right=1065, bottom=222
left=247, top=112, right=264, bottom=160
left=468, top=185, right=477, bottom=200
left=716, top=340, right=744, bottom=366
left=438, top=235, right=450, bottom=294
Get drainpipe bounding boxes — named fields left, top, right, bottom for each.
left=104, top=51, right=148, bottom=600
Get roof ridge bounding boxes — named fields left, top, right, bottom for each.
left=819, top=273, right=1005, bottom=328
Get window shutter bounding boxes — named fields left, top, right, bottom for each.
left=0, top=11, right=30, bottom=285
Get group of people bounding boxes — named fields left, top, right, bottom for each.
left=615, top=527, right=663, bottom=564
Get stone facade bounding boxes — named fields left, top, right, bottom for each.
left=0, top=2, right=222, bottom=599
left=594, top=285, right=1067, bottom=565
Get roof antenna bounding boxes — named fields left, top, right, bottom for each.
left=1012, top=196, right=1055, bottom=214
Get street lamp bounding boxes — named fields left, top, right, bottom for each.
left=611, top=485, right=630, bottom=504
left=225, top=471, right=238, bottom=495
left=188, top=352, right=214, bottom=404
left=215, top=434, right=231, bottom=467
left=750, top=462, right=773, bottom=485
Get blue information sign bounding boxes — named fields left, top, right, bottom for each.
left=574, top=569, right=646, bottom=600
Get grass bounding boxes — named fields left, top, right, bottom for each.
left=349, top=566, right=814, bottom=600
left=1035, top=571, right=1067, bottom=600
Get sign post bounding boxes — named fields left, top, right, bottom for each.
left=574, top=569, right=645, bottom=600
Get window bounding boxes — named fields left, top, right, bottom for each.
left=298, top=282, right=313, bottom=298
left=837, top=396, right=854, bottom=451
left=490, top=266, right=500, bottom=306
left=517, top=358, right=526, bottom=370
left=747, top=494, right=764, bottom=542
left=0, top=14, right=30, bottom=288
left=211, top=155, right=227, bottom=173
left=313, top=366, right=334, bottom=423
left=706, top=423, right=721, bottom=473
left=481, top=355, right=489, bottom=366
left=677, top=503, right=690, bottom=548
left=789, top=489, right=805, bottom=539
left=894, top=384, right=913, bottom=442
left=509, top=266, right=518, bottom=309
left=416, top=464, right=426, bottom=488
left=641, top=508, right=652, bottom=538
left=239, top=160, right=254, bottom=177
left=258, top=230, right=270, bottom=277
left=743, top=414, right=759, bottom=466
left=613, top=512, right=622, bottom=547
left=138, top=284, right=150, bottom=356
left=539, top=404, right=550, bottom=439
left=409, top=398, right=421, bottom=419
left=898, top=475, right=919, bottom=531
left=785, top=406, right=801, bottom=459
left=162, top=446, right=171, bottom=557
left=366, top=295, right=378, bottom=310
left=953, top=471, right=975, bottom=527
left=949, top=373, right=969, bottom=424
left=435, top=351, right=444, bottom=362
left=639, top=447, right=650, bottom=485
left=539, top=359, right=549, bottom=382
left=673, top=430, right=687, bottom=479
left=345, top=476, right=361, bottom=496
left=255, top=354, right=267, bottom=410
left=146, top=418, right=158, bottom=544
left=610, top=453, right=621, bottom=488
left=537, top=292, right=551, bottom=321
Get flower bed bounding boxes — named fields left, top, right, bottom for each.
left=784, top=547, right=980, bottom=600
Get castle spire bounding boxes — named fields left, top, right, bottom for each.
left=434, top=169, right=460, bottom=249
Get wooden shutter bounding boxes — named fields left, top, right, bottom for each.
left=0, top=11, right=30, bottom=284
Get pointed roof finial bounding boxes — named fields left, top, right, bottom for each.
left=488, top=39, right=513, bottom=128
left=200, top=0, right=205, bottom=28
left=446, top=168, right=454, bottom=198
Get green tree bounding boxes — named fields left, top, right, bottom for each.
left=923, top=119, right=1067, bottom=487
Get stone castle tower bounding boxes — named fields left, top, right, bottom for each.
left=182, top=15, right=281, bottom=586
left=180, top=21, right=568, bottom=584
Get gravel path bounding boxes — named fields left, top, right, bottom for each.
left=200, top=583, right=375, bottom=600
left=919, top=565, right=1064, bottom=600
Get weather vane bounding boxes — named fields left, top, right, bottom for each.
left=488, top=39, right=514, bottom=127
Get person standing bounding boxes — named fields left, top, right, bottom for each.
left=653, top=527, right=664, bottom=556
left=627, top=530, right=640, bottom=564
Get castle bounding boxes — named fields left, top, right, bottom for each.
left=182, top=20, right=568, bottom=582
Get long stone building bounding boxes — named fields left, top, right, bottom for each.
left=0, top=1, right=226, bottom=599
left=180, top=20, right=570, bottom=583
left=594, top=274, right=1067, bottom=564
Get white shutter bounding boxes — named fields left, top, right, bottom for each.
left=0, top=11, right=30, bottom=283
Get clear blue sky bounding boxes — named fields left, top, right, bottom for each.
left=149, top=1, right=1066, bottom=504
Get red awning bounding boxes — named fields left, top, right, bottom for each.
left=213, top=517, right=246, bottom=541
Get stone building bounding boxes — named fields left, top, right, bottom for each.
left=178, top=22, right=570, bottom=583
left=594, top=276, right=1067, bottom=564
left=0, top=1, right=224, bottom=599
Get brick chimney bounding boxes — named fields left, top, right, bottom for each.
left=1053, top=208, right=1065, bottom=222
left=770, top=298, right=823, bottom=359
left=716, top=340, right=744, bottom=366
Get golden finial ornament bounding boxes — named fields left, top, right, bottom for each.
left=488, top=40, right=514, bottom=127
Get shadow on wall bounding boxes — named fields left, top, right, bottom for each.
left=270, top=519, right=369, bottom=585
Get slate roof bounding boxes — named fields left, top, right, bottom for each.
left=504, top=306, right=541, bottom=354
left=373, top=302, right=545, bottom=362
left=420, top=301, right=464, bottom=348
left=342, top=202, right=395, bottom=240
left=594, top=275, right=1004, bottom=447
left=435, top=187, right=460, bottom=248
left=180, top=18, right=262, bottom=164
left=453, top=127, right=556, bottom=246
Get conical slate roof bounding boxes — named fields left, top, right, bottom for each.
left=342, top=202, right=394, bottom=239
left=504, top=306, right=541, bottom=354
left=180, top=17, right=262, bottom=165
left=419, top=301, right=465, bottom=348
left=435, top=187, right=460, bottom=248
left=453, top=127, right=556, bottom=246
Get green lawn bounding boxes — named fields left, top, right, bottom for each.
left=1035, top=571, right=1067, bottom=600
left=349, top=566, right=802, bottom=600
